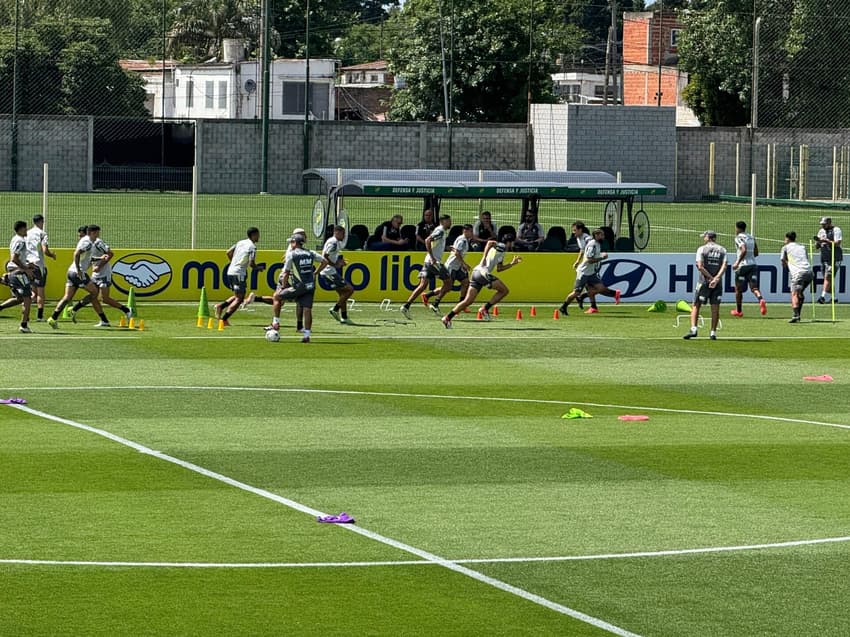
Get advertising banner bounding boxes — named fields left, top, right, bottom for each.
left=41, top=250, right=841, bottom=304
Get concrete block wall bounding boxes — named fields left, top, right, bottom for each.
left=533, top=104, right=676, bottom=197
left=0, top=116, right=90, bottom=191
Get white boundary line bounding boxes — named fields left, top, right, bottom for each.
left=5, top=385, right=850, bottom=432
left=4, top=535, right=850, bottom=570
left=171, top=334, right=850, bottom=341
left=5, top=403, right=641, bottom=637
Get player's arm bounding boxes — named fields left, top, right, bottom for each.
left=42, top=239, right=56, bottom=260
left=732, top=242, right=745, bottom=269
left=753, top=241, right=759, bottom=257
left=225, top=246, right=235, bottom=260
left=424, top=234, right=438, bottom=263
left=73, top=247, right=84, bottom=276
left=452, top=247, right=469, bottom=271
left=248, top=249, right=266, bottom=272
left=496, top=256, right=522, bottom=272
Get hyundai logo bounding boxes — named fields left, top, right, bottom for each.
left=599, top=259, right=657, bottom=297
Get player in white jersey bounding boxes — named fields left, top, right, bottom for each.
left=400, top=214, right=453, bottom=319
left=246, top=227, right=309, bottom=331
left=321, top=225, right=355, bottom=323
left=422, top=223, right=473, bottom=313
left=730, top=221, right=766, bottom=317
left=25, top=214, right=56, bottom=321
left=559, top=228, right=610, bottom=316
left=66, top=226, right=132, bottom=324
left=815, top=216, right=842, bottom=303
left=683, top=231, right=728, bottom=340
left=570, top=221, right=592, bottom=252
left=47, top=225, right=109, bottom=328
left=780, top=231, right=814, bottom=323
left=441, top=238, right=522, bottom=328
left=1, top=221, right=35, bottom=332
left=214, top=227, right=265, bottom=326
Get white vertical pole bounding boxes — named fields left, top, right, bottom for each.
left=735, top=143, right=740, bottom=196
left=765, top=144, right=772, bottom=199
left=832, top=146, right=838, bottom=202
left=191, top=165, right=198, bottom=249
left=616, top=171, right=622, bottom=183
left=708, top=142, right=715, bottom=196
left=750, top=174, right=757, bottom=234
left=42, top=163, right=49, bottom=218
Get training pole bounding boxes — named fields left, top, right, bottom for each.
left=811, top=240, right=816, bottom=320
left=42, top=163, right=49, bottom=219
left=832, top=241, right=836, bottom=322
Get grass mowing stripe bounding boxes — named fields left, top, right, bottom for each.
left=5, top=535, right=850, bottom=569
left=8, top=385, right=850, bottom=432
left=7, top=403, right=643, bottom=637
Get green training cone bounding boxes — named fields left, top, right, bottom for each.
left=61, top=305, right=73, bottom=319
left=647, top=300, right=667, bottom=313
left=197, top=286, right=210, bottom=319
left=562, top=407, right=593, bottom=419
left=676, top=299, right=692, bottom=313
left=128, top=287, right=138, bottom=318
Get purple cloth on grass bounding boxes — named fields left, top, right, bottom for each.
left=0, top=398, right=27, bottom=404
left=317, top=512, right=355, bottom=524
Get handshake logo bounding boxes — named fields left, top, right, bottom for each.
left=112, top=253, right=173, bottom=296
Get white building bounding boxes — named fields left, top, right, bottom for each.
left=122, top=56, right=337, bottom=121
left=551, top=72, right=614, bottom=105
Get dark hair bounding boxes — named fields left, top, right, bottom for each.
left=333, top=224, right=345, bottom=232
left=786, top=231, right=797, bottom=241
left=736, top=221, right=746, bottom=231
left=481, top=211, right=491, bottom=217
left=247, top=226, right=259, bottom=237
left=439, top=214, right=451, bottom=222
left=573, top=221, right=586, bottom=231
left=78, top=225, right=88, bottom=234
left=32, top=214, right=44, bottom=223
left=462, top=223, right=474, bottom=230
left=87, top=224, right=100, bottom=232
left=14, top=220, right=27, bottom=232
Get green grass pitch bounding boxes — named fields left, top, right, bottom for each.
left=1, top=300, right=849, bottom=636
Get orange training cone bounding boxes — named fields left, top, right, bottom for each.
left=553, top=309, right=560, bottom=320
left=516, top=309, right=523, bottom=320
left=476, top=310, right=483, bottom=320
left=493, top=305, right=499, bottom=317
left=530, top=305, right=537, bottom=317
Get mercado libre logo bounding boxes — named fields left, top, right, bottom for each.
left=111, top=253, right=173, bottom=297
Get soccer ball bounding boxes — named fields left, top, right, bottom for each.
left=265, top=329, right=280, bottom=343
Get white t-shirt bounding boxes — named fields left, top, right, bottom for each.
left=91, top=237, right=112, bottom=278
left=227, top=239, right=257, bottom=277
left=25, top=226, right=48, bottom=268
left=321, top=236, right=343, bottom=277
left=780, top=242, right=812, bottom=277
left=474, top=245, right=504, bottom=277
left=425, top=226, right=447, bottom=265
left=576, top=239, right=601, bottom=278
left=445, top=235, right=470, bottom=272
left=68, top=236, right=94, bottom=274
left=9, top=234, right=27, bottom=268
left=735, top=232, right=757, bottom=267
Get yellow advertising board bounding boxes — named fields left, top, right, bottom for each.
left=44, top=249, right=579, bottom=303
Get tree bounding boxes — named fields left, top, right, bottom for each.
left=0, top=16, right=147, bottom=116
left=168, top=0, right=265, bottom=61
left=386, top=0, right=584, bottom=123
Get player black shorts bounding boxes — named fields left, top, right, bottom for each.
left=276, top=282, right=315, bottom=308
left=224, top=273, right=247, bottom=295
left=448, top=267, right=468, bottom=282
left=470, top=270, right=497, bottom=290
left=66, top=271, right=91, bottom=289
left=418, top=262, right=449, bottom=281
left=790, top=270, right=814, bottom=293
left=695, top=282, right=722, bottom=305
left=735, top=265, right=759, bottom=289
left=320, top=269, right=349, bottom=291
left=574, top=273, right=602, bottom=292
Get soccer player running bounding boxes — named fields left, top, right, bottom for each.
left=730, top=220, right=766, bottom=317
left=67, top=225, right=132, bottom=324
left=321, top=225, right=355, bottom=324
left=559, top=228, right=611, bottom=316
left=441, top=239, right=521, bottom=328
left=400, top=214, right=453, bottom=319
left=25, top=214, right=56, bottom=321
left=815, top=216, right=842, bottom=304
left=780, top=231, right=814, bottom=323
left=3, top=221, right=35, bottom=332
left=683, top=230, right=728, bottom=340
left=214, top=227, right=265, bottom=325
left=422, top=223, right=473, bottom=313
left=276, top=234, right=327, bottom=342
left=47, top=225, right=109, bottom=328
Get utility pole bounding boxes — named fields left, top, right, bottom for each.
left=260, top=0, right=271, bottom=193
left=656, top=0, right=663, bottom=107
left=303, top=0, right=312, bottom=177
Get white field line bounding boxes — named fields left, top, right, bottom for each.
left=4, top=535, right=850, bottom=570
left=5, top=385, right=850, bottom=432
left=171, top=334, right=850, bottom=341
left=6, top=403, right=641, bottom=637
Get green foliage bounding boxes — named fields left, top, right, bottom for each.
left=387, top=0, right=583, bottom=123
left=333, top=21, right=385, bottom=66
left=0, top=16, right=147, bottom=116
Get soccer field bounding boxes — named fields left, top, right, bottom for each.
left=2, top=301, right=849, bottom=636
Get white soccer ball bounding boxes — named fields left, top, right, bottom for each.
left=265, top=329, right=280, bottom=342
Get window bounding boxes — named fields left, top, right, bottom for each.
left=218, top=81, right=227, bottom=109
left=281, top=82, right=330, bottom=119
left=369, top=74, right=379, bottom=83
left=671, top=28, right=681, bottom=48
left=205, top=81, right=214, bottom=108
left=186, top=79, right=194, bottom=108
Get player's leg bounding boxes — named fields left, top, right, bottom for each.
left=819, top=262, right=833, bottom=302
left=401, top=270, right=431, bottom=317
left=732, top=277, right=745, bottom=316
left=84, top=281, right=110, bottom=325
left=709, top=296, right=721, bottom=338
left=49, top=277, right=80, bottom=326
left=333, top=283, right=354, bottom=322
left=485, top=278, right=509, bottom=307
left=444, top=282, right=481, bottom=325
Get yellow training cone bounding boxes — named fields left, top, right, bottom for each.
left=676, top=299, right=692, bottom=313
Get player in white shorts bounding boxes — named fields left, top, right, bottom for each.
left=441, top=238, right=521, bottom=328
left=67, top=226, right=132, bottom=324
left=25, top=214, right=56, bottom=321
left=780, top=231, right=814, bottom=323
left=400, top=214, right=453, bottom=319
left=214, top=227, right=265, bottom=326
left=47, top=225, right=109, bottom=328
left=730, top=220, right=766, bottom=317
left=320, top=225, right=355, bottom=323
left=422, top=223, right=473, bottom=314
